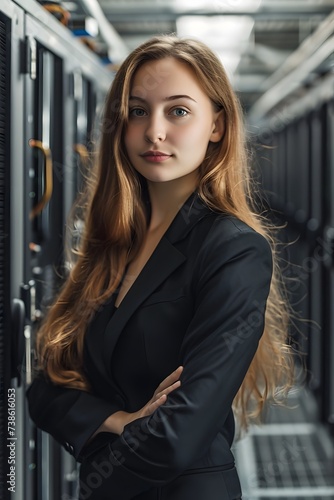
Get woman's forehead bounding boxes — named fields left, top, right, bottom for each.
left=129, top=57, right=208, bottom=103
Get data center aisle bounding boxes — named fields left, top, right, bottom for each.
left=234, top=386, right=334, bottom=500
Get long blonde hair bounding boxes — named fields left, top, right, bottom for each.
left=37, top=35, right=294, bottom=428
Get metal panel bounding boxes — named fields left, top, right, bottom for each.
left=284, top=120, right=309, bottom=361
left=308, top=107, right=326, bottom=418
left=73, top=72, right=90, bottom=196
left=324, top=99, right=334, bottom=426
left=277, top=128, right=287, bottom=211
left=295, top=118, right=310, bottom=227
left=24, top=22, right=66, bottom=500
left=0, top=11, right=11, bottom=500
left=295, top=117, right=321, bottom=393
left=286, top=122, right=297, bottom=218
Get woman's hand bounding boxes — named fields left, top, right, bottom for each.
left=127, top=365, right=184, bottom=423
left=88, top=366, right=183, bottom=441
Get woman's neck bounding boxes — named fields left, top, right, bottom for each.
left=147, top=174, right=198, bottom=232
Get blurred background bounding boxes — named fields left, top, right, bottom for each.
left=1, top=0, right=334, bottom=498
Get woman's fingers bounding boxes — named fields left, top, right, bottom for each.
left=154, top=380, right=181, bottom=400
left=144, top=374, right=183, bottom=417
left=155, top=366, right=183, bottom=393
left=154, top=378, right=181, bottom=405
left=148, top=394, right=167, bottom=413
left=139, top=366, right=184, bottom=418
left=137, top=368, right=184, bottom=419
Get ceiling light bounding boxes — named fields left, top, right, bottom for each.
left=176, top=15, right=254, bottom=77
left=172, top=0, right=262, bottom=14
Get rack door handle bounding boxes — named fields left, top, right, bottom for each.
left=29, top=139, right=53, bottom=220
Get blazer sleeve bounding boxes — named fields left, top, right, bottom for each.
left=82, top=218, right=273, bottom=498
left=26, top=371, right=124, bottom=459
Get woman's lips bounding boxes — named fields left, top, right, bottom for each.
left=141, top=152, right=172, bottom=163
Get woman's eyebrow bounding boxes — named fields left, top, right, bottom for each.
left=129, top=95, right=197, bottom=103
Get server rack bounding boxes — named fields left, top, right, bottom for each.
left=255, top=76, right=334, bottom=434
left=308, top=105, right=327, bottom=413
left=23, top=16, right=67, bottom=500
left=323, top=99, right=334, bottom=426
left=294, top=116, right=322, bottom=393
left=0, top=7, right=13, bottom=500
left=0, top=0, right=113, bottom=498
left=0, top=3, right=26, bottom=500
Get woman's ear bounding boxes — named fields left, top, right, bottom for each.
left=210, top=110, right=225, bottom=143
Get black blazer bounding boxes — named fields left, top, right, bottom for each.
left=27, top=192, right=272, bottom=500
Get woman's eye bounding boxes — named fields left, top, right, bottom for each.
left=129, top=108, right=147, bottom=117
left=171, top=108, right=188, bottom=117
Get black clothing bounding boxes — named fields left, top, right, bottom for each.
left=27, top=192, right=272, bottom=499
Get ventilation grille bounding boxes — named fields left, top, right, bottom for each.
left=254, top=430, right=334, bottom=489
left=234, top=389, right=334, bottom=499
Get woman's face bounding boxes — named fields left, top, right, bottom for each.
left=124, top=57, right=223, bottom=186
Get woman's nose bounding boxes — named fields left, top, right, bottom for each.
left=144, top=115, right=166, bottom=143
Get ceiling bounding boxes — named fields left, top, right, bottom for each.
left=63, top=0, right=334, bottom=117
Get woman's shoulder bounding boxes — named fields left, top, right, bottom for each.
left=196, top=211, right=272, bottom=261
left=202, top=211, right=267, bottom=241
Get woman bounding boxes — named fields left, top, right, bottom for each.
left=27, top=36, right=294, bottom=499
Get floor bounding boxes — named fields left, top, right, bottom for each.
left=234, top=387, right=334, bottom=500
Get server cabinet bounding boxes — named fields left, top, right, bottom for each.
left=323, top=99, right=334, bottom=429
left=23, top=15, right=104, bottom=500
left=0, top=2, right=25, bottom=500
left=285, top=120, right=311, bottom=367
left=0, top=8, right=13, bottom=500
left=60, top=70, right=102, bottom=500
left=22, top=9, right=111, bottom=500
left=23, top=15, right=65, bottom=500
left=0, top=2, right=111, bottom=497
left=254, top=78, right=334, bottom=431
left=308, top=106, right=327, bottom=415
left=294, top=117, right=322, bottom=392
